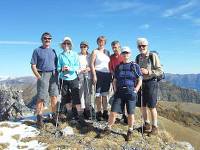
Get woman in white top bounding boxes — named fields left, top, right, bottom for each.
left=78, top=41, right=93, bottom=119
left=91, top=36, right=111, bottom=121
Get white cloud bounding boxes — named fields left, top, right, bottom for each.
left=0, top=41, right=40, bottom=45
left=103, top=1, right=141, bottom=12
left=181, top=13, right=200, bottom=26
left=139, top=24, right=150, bottom=29
left=163, top=0, right=197, bottom=17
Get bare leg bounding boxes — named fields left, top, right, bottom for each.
left=108, top=112, right=117, bottom=128
left=96, top=96, right=102, bottom=112
left=36, top=100, right=44, bottom=115
left=128, top=114, right=135, bottom=129
left=50, top=96, right=57, bottom=113
left=102, top=96, right=108, bottom=111
left=149, top=108, right=158, bottom=127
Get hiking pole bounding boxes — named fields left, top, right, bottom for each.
left=55, top=78, right=63, bottom=128
left=140, top=85, right=144, bottom=138
left=84, top=73, right=93, bottom=121
left=93, top=83, right=97, bottom=121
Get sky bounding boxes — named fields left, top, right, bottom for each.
left=0, top=0, right=200, bottom=77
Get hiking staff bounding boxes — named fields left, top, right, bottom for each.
left=140, top=86, right=144, bottom=137
left=55, top=78, right=64, bottom=128
left=84, top=73, right=93, bottom=121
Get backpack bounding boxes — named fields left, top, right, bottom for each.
left=136, top=51, right=165, bottom=82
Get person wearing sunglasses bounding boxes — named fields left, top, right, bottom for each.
left=78, top=41, right=93, bottom=119
left=102, top=46, right=142, bottom=141
left=57, top=37, right=84, bottom=124
left=30, top=32, right=59, bottom=128
left=135, top=38, right=163, bottom=135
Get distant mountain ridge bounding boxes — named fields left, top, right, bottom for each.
left=165, top=73, right=200, bottom=91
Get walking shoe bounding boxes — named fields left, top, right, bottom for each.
left=149, top=125, right=158, bottom=135
left=102, top=110, right=109, bottom=121
left=126, top=129, right=133, bottom=141
left=36, top=115, right=44, bottom=129
left=96, top=111, right=103, bottom=121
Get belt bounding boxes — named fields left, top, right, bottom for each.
left=143, top=77, right=157, bottom=82
left=38, top=70, right=55, bottom=73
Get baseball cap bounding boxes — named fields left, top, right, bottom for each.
left=121, top=46, right=131, bottom=53
left=80, top=41, right=89, bottom=48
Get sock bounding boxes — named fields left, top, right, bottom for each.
left=145, top=120, right=150, bottom=124
left=152, top=120, right=158, bottom=127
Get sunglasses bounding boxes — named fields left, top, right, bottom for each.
left=43, top=37, right=52, bottom=40
left=121, top=51, right=130, bottom=55
left=63, top=42, right=71, bottom=45
left=138, top=45, right=146, bottom=48
left=80, top=45, right=87, bottom=48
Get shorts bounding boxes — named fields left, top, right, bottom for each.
left=96, top=71, right=111, bottom=97
left=60, top=78, right=80, bottom=105
left=111, top=87, right=137, bottom=115
left=37, top=71, right=59, bottom=102
left=136, top=79, right=158, bottom=108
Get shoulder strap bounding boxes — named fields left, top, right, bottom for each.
left=149, top=52, right=154, bottom=65
left=136, top=54, right=140, bottom=64
left=130, top=61, right=140, bottom=77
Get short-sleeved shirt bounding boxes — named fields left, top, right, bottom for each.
left=114, top=62, right=142, bottom=88
left=30, top=46, right=57, bottom=72
left=109, top=53, right=124, bottom=74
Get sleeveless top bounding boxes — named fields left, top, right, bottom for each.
left=94, top=49, right=110, bottom=73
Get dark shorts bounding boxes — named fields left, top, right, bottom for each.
left=60, top=78, right=80, bottom=105
left=96, top=71, right=111, bottom=97
left=136, top=79, right=158, bottom=108
left=111, top=87, right=137, bottom=115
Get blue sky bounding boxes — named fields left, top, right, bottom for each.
left=0, top=0, right=200, bottom=77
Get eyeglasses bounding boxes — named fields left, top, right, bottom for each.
left=80, top=46, right=87, bottom=48
left=138, top=45, right=146, bottom=48
left=63, top=42, right=71, bottom=45
left=43, top=37, right=52, bottom=40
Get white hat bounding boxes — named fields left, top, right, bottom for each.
left=121, top=46, right=131, bottom=53
left=61, top=36, right=73, bottom=46
left=137, top=38, right=148, bottom=46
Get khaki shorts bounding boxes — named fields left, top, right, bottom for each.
left=37, top=72, right=59, bottom=102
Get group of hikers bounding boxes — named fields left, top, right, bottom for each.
left=30, top=32, right=163, bottom=141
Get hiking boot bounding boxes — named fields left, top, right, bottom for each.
left=122, top=114, right=128, bottom=124
left=101, top=126, right=111, bottom=137
left=36, top=115, right=44, bottom=129
left=96, top=111, right=103, bottom=121
left=149, top=125, right=158, bottom=135
left=102, top=110, right=109, bottom=121
left=126, top=129, right=133, bottom=141
left=138, top=122, right=151, bottom=133
left=78, top=114, right=87, bottom=126
left=59, top=113, right=67, bottom=122
left=83, top=109, right=91, bottom=120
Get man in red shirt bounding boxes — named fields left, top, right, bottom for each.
left=109, top=41, right=124, bottom=75
left=109, top=41, right=127, bottom=123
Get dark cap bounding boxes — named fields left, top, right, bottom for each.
left=41, top=32, right=52, bottom=39
left=80, top=41, right=89, bottom=48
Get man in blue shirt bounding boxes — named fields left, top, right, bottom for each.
left=102, top=47, right=142, bottom=141
left=31, top=32, right=59, bottom=128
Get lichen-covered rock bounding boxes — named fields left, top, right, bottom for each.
left=0, top=87, right=31, bottom=121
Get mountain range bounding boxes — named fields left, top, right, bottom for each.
left=1, top=74, right=200, bottom=104
left=165, top=73, right=200, bottom=91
